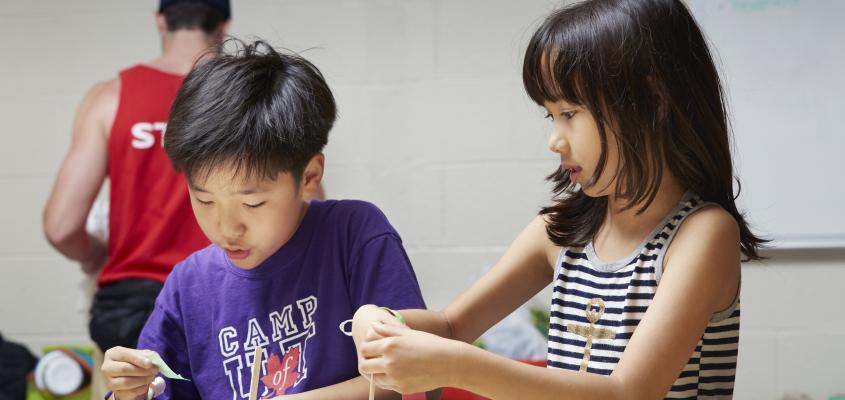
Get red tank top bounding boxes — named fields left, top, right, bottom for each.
left=99, top=65, right=209, bottom=287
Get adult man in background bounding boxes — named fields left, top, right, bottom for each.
left=43, top=0, right=229, bottom=370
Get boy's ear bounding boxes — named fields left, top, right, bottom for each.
left=300, top=153, right=325, bottom=200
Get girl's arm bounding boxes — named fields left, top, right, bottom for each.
left=440, top=215, right=559, bottom=343
left=353, top=215, right=558, bottom=344
left=360, top=207, right=741, bottom=400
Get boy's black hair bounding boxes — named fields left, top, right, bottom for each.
left=523, top=0, right=767, bottom=260
left=165, top=39, right=337, bottom=185
left=161, top=1, right=228, bottom=34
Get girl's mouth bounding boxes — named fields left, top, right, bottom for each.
left=568, top=166, right=582, bottom=182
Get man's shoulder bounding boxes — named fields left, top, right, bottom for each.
left=78, top=76, right=121, bottom=133
left=87, top=76, right=120, bottom=105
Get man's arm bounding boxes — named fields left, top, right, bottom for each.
left=43, top=78, right=119, bottom=273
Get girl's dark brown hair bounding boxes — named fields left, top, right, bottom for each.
left=523, top=0, right=767, bottom=260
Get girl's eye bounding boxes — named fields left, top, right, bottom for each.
left=196, top=199, right=213, bottom=205
left=562, top=110, right=577, bottom=119
left=543, top=112, right=553, bottom=120
left=245, top=201, right=266, bottom=209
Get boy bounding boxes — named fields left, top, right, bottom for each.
left=101, top=40, right=425, bottom=400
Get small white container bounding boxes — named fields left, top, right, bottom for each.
left=34, top=350, right=90, bottom=396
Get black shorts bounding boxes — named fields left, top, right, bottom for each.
left=89, top=278, right=163, bottom=352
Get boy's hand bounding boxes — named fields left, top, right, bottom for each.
left=102, top=347, right=158, bottom=400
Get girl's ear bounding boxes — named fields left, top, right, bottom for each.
left=300, top=153, right=325, bottom=200
left=647, top=75, right=670, bottom=123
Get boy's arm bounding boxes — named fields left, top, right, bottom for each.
left=347, top=227, right=439, bottom=344
left=43, top=78, right=118, bottom=273
left=347, top=229, right=428, bottom=319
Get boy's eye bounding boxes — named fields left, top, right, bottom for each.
left=245, top=201, right=266, bottom=209
left=544, top=112, right=553, bottom=120
left=196, top=199, right=213, bottom=205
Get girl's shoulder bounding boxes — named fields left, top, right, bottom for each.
left=664, top=204, right=741, bottom=311
left=667, top=204, right=740, bottom=264
left=674, top=205, right=739, bottom=246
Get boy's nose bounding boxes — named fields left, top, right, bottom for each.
left=221, top=223, right=245, bottom=240
left=221, top=228, right=244, bottom=243
left=217, top=212, right=245, bottom=240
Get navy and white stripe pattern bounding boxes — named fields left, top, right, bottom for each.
left=547, top=193, right=739, bottom=398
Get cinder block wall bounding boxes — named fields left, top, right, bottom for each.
left=0, top=1, right=842, bottom=398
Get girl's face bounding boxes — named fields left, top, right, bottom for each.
left=543, top=100, right=620, bottom=198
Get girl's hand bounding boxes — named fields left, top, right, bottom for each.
left=358, top=322, right=463, bottom=394
left=102, top=347, right=158, bottom=400
left=351, top=305, right=406, bottom=347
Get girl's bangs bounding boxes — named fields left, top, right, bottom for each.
left=523, top=20, right=588, bottom=107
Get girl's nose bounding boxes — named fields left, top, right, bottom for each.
left=548, top=128, right=568, bottom=154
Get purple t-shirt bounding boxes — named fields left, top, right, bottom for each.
left=137, top=200, right=426, bottom=399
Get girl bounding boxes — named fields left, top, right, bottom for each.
left=352, top=0, right=766, bottom=399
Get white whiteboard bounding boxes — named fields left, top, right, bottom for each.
left=688, top=0, right=845, bottom=248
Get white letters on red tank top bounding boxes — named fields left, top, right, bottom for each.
left=130, top=121, right=167, bottom=149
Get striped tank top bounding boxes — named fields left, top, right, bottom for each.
left=547, top=192, right=740, bottom=398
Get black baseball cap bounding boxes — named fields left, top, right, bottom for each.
left=159, top=0, right=231, bottom=19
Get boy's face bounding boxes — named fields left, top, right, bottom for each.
left=187, top=158, right=321, bottom=269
